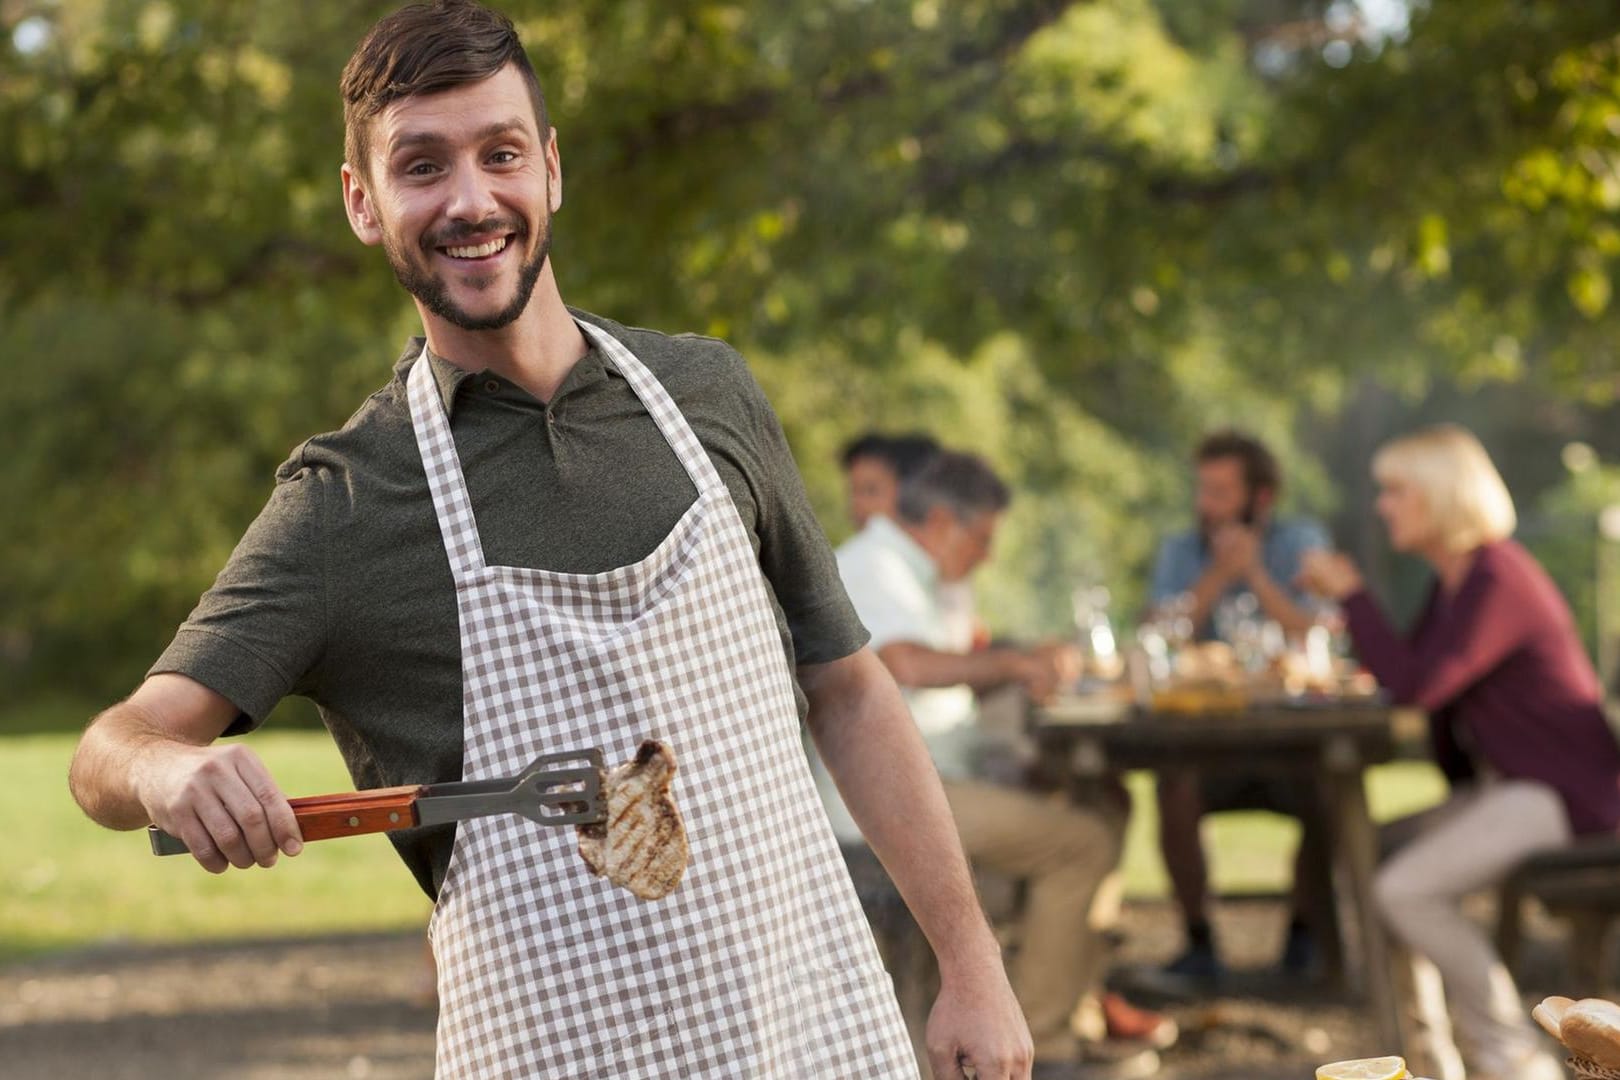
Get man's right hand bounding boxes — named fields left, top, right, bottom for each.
left=70, top=673, right=303, bottom=873
left=137, top=741, right=303, bottom=872
left=1014, top=643, right=1081, bottom=703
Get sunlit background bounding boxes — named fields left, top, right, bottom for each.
left=6, top=0, right=1620, bottom=991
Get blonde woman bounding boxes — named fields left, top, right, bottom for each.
left=1300, top=424, right=1620, bottom=1080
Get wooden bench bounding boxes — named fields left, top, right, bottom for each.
left=1497, top=836, right=1620, bottom=996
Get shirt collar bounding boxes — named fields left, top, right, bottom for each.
left=391, top=335, right=616, bottom=417
left=864, top=514, right=940, bottom=589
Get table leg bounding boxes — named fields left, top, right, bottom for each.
left=1323, top=738, right=1404, bottom=1054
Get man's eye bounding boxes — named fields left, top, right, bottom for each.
left=406, top=162, right=438, bottom=176
left=489, top=150, right=518, bottom=165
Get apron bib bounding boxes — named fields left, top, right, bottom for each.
left=407, top=321, right=916, bottom=1078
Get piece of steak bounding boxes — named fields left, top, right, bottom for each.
left=576, top=740, right=687, bottom=900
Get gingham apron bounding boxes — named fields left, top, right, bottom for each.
left=409, top=320, right=917, bottom=1078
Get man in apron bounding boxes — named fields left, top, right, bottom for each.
left=68, top=2, right=1040, bottom=1077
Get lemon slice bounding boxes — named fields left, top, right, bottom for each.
left=1315, top=1058, right=1407, bottom=1080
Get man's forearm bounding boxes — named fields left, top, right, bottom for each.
left=877, top=641, right=1027, bottom=694
left=1249, top=568, right=1316, bottom=636
left=70, top=702, right=188, bottom=830
left=1185, top=566, right=1230, bottom=631
left=802, top=650, right=1001, bottom=977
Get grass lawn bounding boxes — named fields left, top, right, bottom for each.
left=2, top=722, right=1449, bottom=966
left=1118, top=761, right=1449, bottom=899
left=4, top=729, right=431, bottom=965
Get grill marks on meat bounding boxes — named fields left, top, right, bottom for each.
left=576, top=740, right=687, bottom=900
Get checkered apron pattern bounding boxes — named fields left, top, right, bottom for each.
left=408, top=321, right=917, bottom=1078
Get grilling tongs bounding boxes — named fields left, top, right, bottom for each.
left=148, top=749, right=607, bottom=856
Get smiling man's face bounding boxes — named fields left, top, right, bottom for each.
left=343, top=63, right=560, bottom=331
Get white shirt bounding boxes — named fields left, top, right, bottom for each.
left=813, top=516, right=981, bottom=843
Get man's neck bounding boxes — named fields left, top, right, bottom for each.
left=418, top=267, right=589, bottom=404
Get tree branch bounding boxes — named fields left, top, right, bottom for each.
left=611, top=0, right=1091, bottom=164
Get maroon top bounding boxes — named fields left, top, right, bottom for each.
left=1344, top=540, right=1620, bottom=835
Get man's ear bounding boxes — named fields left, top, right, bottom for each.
left=341, top=162, right=383, bottom=246
left=544, top=127, right=562, bottom=215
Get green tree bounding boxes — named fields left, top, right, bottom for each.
left=7, top=0, right=1620, bottom=701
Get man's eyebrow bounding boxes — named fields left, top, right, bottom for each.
left=388, top=117, right=532, bottom=155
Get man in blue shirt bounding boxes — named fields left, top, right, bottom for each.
left=1149, top=432, right=1327, bottom=637
left=1149, top=431, right=1331, bottom=984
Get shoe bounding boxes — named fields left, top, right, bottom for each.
left=1101, top=991, right=1178, bottom=1050
left=1161, top=939, right=1223, bottom=985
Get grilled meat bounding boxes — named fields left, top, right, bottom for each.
left=576, top=740, right=687, bottom=900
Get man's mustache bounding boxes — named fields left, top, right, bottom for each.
left=422, top=219, right=527, bottom=249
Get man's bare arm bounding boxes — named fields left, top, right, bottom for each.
left=69, top=673, right=302, bottom=873
left=877, top=642, right=1037, bottom=694
left=800, top=648, right=1032, bottom=1079
left=1248, top=566, right=1318, bottom=636
left=1184, top=562, right=1234, bottom=631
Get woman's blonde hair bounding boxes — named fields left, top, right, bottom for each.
left=1372, top=424, right=1517, bottom=553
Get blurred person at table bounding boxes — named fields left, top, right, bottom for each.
left=842, top=431, right=942, bottom=530
left=1299, top=424, right=1619, bottom=1080
left=822, top=450, right=1176, bottom=1077
left=1150, top=430, right=1332, bottom=985
left=1149, top=430, right=1328, bottom=639
left=842, top=431, right=989, bottom=654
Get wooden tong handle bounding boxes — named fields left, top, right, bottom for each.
left=289, top=785, right=426, bottom=842
left=149, top=784, right=427, bottom=856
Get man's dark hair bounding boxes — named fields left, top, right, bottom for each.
left=341, top=0, right=551, bottom=176
left=1196, top=429, right=1281, bottom=497
left=840, top=431, right=940, bottom=482
left=896, top=451, right=1011, bottom=525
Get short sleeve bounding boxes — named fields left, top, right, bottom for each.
left=735, top=362, right=870, bottom=666
left=1280, top=519, right=1330, bottom=569
left=1150, top=533, right=1195, bottom=604
left=148, top=453, right=330, bottom=734
left=1270, top=519, right=1331, bottom=604
left=836, top=545, right=934, bottom=651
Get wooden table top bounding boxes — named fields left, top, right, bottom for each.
left=1030, top=694, right=1402, bottom=769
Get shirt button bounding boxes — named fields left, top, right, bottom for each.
left=547, top=411, right=556, bottom=424
left=484, top=379, right=500, bottom=393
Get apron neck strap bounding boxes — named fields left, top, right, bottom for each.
left=406, top=345, right=488, bottom=576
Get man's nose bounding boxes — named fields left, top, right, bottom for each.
left=444, top=162, right=500, bottom=223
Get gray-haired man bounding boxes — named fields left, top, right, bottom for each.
left=830, top=452, right=1173, bottom=1078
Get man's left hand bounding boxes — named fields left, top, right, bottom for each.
left=925, top=962, right=1033, bottom=1079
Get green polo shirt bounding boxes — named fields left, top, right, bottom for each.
left=150, top=310, right=868, bottom=898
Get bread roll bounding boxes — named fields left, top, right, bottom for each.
left=1536, top=996, right=1575, bottom=1039
left=1563, top=998, right=1620, bottom=1069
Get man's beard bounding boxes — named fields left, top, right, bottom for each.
left=384, top=213, right=551, bottom=332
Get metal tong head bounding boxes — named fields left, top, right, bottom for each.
left=415, top=748, right=607, bottom=828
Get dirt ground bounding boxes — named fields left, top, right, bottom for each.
left=0, top=898, right=1589, bottom=1079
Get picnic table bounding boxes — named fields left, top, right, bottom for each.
left=1029, top=693, right=1406, bottom=1054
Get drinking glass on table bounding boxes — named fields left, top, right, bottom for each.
left=1071, top=585, right=1122, bottom=682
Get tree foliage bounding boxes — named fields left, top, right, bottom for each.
left=6, top=0, right=1620, bottom=698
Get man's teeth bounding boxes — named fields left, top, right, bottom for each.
left=445, top=237, right=507, bottom=259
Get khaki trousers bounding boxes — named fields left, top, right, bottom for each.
left=1377, top=781, right=1571, bottom=1080
left=943, top=779, right=1124, bottom=1062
